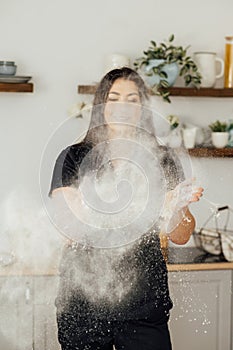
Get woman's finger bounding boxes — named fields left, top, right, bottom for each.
left=190, top=188, right=204, bottom=202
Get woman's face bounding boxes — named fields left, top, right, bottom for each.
left=104, top=78, right=142, bottom=136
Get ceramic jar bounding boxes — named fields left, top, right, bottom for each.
left=0, top=61, right=17, bottom=75
left=182, top=127, right=197, bottom=149
left=167, top=128, right=182, bottom=148
left=104, top=54, right=130, bottom=73
left=211, top=132, right=229, bottom=148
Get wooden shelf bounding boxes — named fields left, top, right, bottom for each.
left=78, top=85, right=97, bottom=94
left=78, top=85, right=233, bottom=97
left=168, top=87, right=233, bottom=97
left=188, top=147, right=233, bottom=157
left=0, top=82, right=33, bottom=93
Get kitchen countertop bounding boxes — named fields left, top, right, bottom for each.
left=1, top=247, right=233, bottom=276
left=167, top=262, right=233, bottom=272
left=167, top=246, right=233, bottom=271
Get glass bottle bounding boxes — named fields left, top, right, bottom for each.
left=224, top=36, right=233, bottom=88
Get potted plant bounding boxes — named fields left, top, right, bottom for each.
left=134, top=34, right=202, bottom=102
left=209, top=120, right=229, bottom=148
left=68, top=101, right=92, bottom=118
left=227, top=120, right=233, bottom=146
left=167, top=115, right=179, bottom=130
left=166, top=115, right=182, bottom=148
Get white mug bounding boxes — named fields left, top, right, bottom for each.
left=104, top=54, right=130, bottom=73
left=182, top=127, right=197, bottom=149
left=193, top=52, right=224, bottom=88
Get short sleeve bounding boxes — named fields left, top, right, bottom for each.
left=159, top=146, right=185, bottom=191
left=48, top=142, right=92, bottom=197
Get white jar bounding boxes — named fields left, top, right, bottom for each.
left=104, top=54, right=130, bottom=73
left=182, top=127, right=197, bottom=149
left=0, top=61, right=17, bottom=75
left=211, top=132, right=229, bottom=148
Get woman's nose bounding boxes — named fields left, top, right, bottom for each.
left=117, top=96, right=128, bottom=103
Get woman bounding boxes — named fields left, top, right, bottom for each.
left=49, top=67, right=203, bottom=350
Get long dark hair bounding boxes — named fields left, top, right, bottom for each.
left=84, top=67, right=155, bottom=145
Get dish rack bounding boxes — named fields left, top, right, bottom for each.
left=193, top=205, right=233, bottom=262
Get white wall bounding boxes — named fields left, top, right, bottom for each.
left=1, top=0, right=233, bottom=241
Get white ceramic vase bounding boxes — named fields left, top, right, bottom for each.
left=211, top=132, right=229, bottom=148
left=182, top=127, right=197, bottom=149
left=167, top=128, right=182, bottom=148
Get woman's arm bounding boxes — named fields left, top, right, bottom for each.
left=168, top=208, right=195, bottom=245
left=50, top=186, right=78, bottom=199
left=162, top=184, right=204, bottom=245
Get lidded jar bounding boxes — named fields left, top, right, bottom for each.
left=224, top=36, right=233, bottom=88
left=0, top=61, right=17, bottom=75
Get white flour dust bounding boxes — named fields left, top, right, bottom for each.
left=0, top=188, right=64, bottom=271
left=49, top=135, right=166, bottom=248
left=66, top=244, right=138, bottom=303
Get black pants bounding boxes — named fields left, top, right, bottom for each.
left=57, top=309, right=172, bottom=350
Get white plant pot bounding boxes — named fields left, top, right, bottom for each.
left=211, top=132, right=229, bottom=148
left=143, top=59, right=180, bottom=87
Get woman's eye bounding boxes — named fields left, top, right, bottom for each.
left=107, top=98, right=119, bottom=102
left=128, top=98, right=139, bottom=103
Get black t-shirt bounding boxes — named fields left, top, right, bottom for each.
left=49, top=141, right=183, bottom=323
left=49, top=142, right=93, bottom=197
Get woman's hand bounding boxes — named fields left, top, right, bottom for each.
left=160, top=179, right=204, bottom=244
left=168, top=178, right=204, bottom=212
left=190, top=185, right=204, bottom=203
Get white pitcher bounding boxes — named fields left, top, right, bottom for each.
left=193, top=52, right=224, bottom=88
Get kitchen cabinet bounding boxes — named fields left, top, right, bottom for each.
left=168, top=270, right=232, bottom=350
left=0, top=271, right=232, bottom=350
left=0, top=276, right=60, bottom=350
left=0, top=276, right=33, bottom=350
left=34, top=276, right=60, bottom=350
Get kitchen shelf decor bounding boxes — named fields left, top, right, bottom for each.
left=0, top=59, right=33, bottom=93
left=133, top=34, right=202, bottom=102
left=77, top=84, right=233, bottom=158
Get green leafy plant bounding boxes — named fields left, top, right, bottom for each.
left=209, top=120, right=228, bottom=132
left=227, top=119, right=233, bottom=131
left=134, top=34, right=202, bottom=102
